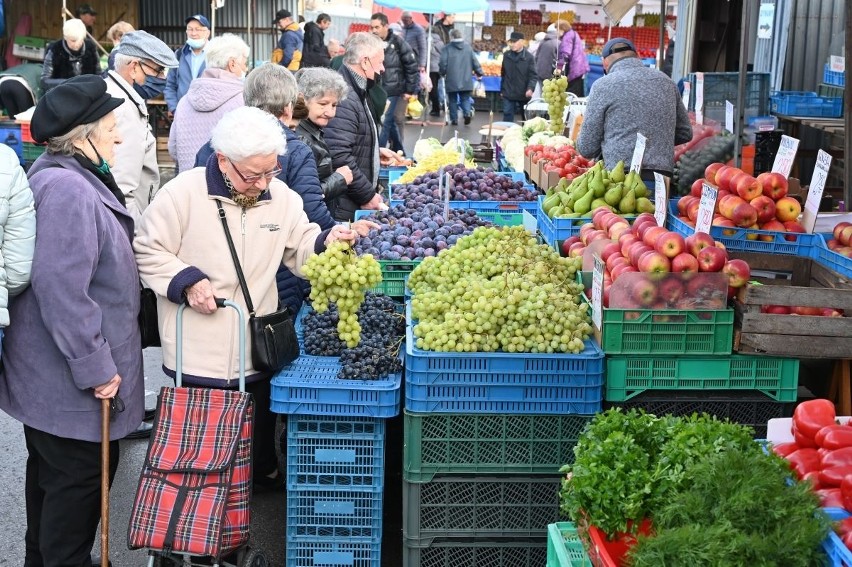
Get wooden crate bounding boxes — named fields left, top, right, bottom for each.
left=730, top=252, right=852, bottom=358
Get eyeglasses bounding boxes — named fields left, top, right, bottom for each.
left=140, top=61, right=165, bottom=77
left=186, top=27, right=208, bottom=33
left=229, top=159, right=282, bottom=184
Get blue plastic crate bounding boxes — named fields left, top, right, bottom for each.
left=271, top=354, right=401, bottom=418
left=824, top=64, right=846, bottom=87
left=405, top=304, right=604, bottom=414
left=822, top=508, right=852, bottom=566
left=286, top=414, right=385, bottom=490
left=770, top=91, right=843, bottom=118
left=0, top=124, right=23, bottom=163
left=538, top=195, right=641, bottom=247
left=812, top=233, right=852, bottom=279
left=667, top=200, right=819, bottom=256
left=287, top=487, right=383, bottom=539
left=286, top=537, right=382, bottom=567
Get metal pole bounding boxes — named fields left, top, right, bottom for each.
left=247, top=0, right=253, bottom=68
left=845, top=1, right=851, bottom=207
left=211, top=0, right=216, bottom=37
left=658, top=0, right=666, bottom=70
left=734, top=0, right=753, bottom=168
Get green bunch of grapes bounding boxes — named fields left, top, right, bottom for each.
left=408, top=226, right=592, bottom=354
left=542, top=75, right=569, bottom=134
left=303, top=241, right=382, bottom=348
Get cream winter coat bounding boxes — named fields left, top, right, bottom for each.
left=0, top=144, right=35, bottom=326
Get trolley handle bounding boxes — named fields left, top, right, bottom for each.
left=175, top=297, right=246, bottom=392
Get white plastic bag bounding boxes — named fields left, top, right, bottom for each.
left=473, top=79, right=486, bottom=98
left=420, top=70, right=433, bottom=92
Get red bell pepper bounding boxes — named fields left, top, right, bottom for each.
left=838, top=517, right=852, bottom=535
left=842, top=531, right=852, bottom=551
left=793, top=422, right=818, bottom=449
left=819, top=466, right=852, bottom=488
left=772, top=442, right=799, bottom=458
left=816, top=424, right=847, bottom=447
left=817, top=488, right=845, bottom=508
left=803, top=471, right=822, bottom=489
left=839, top=474, right=852, bottom=512
left=793, top=399, right=837, bottom=444
left=821, top=428, right=852, bottom=451
left=820, top=447, right=852, bottom=469
left=786, top=448, right=822, bottom=479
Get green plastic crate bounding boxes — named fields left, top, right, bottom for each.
left=23, top=142, right=44, bottom=161
left=605, top=354, right=799, bottom=402
left=403, top=411, right=592, bottom=482
left=547, top=523, right=593, bottom=567
left=370, top=259, right=420, bottom=298
left=599, top=307, right=734, bottom=355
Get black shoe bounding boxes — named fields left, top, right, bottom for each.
left=253, top=470, right=286, bottom=492
left=464, top=115, right=471, bottom=125
left=429, top=110, right=440, bottom=117
left=123, top=421, right=153, bottom=440
left=143, top=408, right=156, bottom=421
left=451, top=121, right=458, bottom=125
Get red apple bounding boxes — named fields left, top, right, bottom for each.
left=750, top=195, right=777, bottom=224
left=756, top=172, right=789, bottom=200
left=732, top=173, right=763, bottom=201
left=697, top=245, right=728, bottom=272
left=839, top=225, right=852, bottom=247
left=643, top=226, right=668, bottom=248
left=686, top=200, right=701, bottom=223
left=791, top=306, right=822, bottom=316
left=722, top=259, right=751, bottom=288
left=834, top=222, right=852, bottom=245
left=600, top=241, right=623, bottom=263
left=611, top=263, right=637, bottom=280
left=717, top=166, right=743, bottom=192
left=677, top=196, right=698, bottom=217
left=705, top=163, right=725, bottom=185
left=608, top=222, right=631, bottom=241
left=561, top=236, right=581, bottom=256
left=632, top=217, right=656, bottom=238
left=607, top=255, right=630, bottom=274
left=635, top=213, right=657, bottom=225
left=628, top=243, right=653, bottom=267
left=685, top=232, right=716, bottom=256
left=822, top=308, right=844, bottom=317
left=718, top=194, right=746, bottom=220
left=630, top=277, right=659, bottom=306
left=638, top=251, right=671, bottom=273
left=671, top=252, right=699, bottom=273
left=568, top=242, right=586, bottom=257
left=691, top=178, right=706, bottom=198
left=714, top=241, right=726, bottom=251
left=587, top=231, right=611, bottom=245
left=836, top=247, right=852, bottom=258
left=730, top=201, right=758, bottom=228
left=658, top=276, right=685, bottom=304
left=654, top=231, right=686, bottom=259
left=762, top=305, right=791, bottom=315
left=775, top=197, right=802, bottom=222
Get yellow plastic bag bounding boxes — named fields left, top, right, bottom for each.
left=407, top=98, right=424, bottom=117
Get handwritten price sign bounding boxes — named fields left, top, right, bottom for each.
left=654, top=173, right=668, bottom=227
left=682, top=81, right=691, bottom=110
left=725, top=100, right=734, bottom=134
left=629, top=133, right=647, bottom=174
left=591, top=255, right=604, bottom=330
left=802, top=149, right=832, bottom=233
left=771, top=135, right=800, bottom=178
left=695, top=183, right=718, bottom=234
left=694, top=73, right=705, bottom=125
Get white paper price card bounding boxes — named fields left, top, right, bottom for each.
left=694, top=73, right=704, bottom=125
left=830, top=55, right=845, bottom=72
left=802, top=149, right=832, bottom=233
left=591, top=255, right=604, bottom=330
left=442, top=172, right=451, bottom=221
left=629, top=133, right=647, bottom=173
left=654, top=173, right=668, bottom=227
left=695, top=183, right=718, bottom=234
left=682, top=81, right=691, bottom=109
left=771, top=135, right=799, bottom=178
left=725, top=100, right=734, bottom=133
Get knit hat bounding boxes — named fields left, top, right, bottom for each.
left=602, top=37, right=637, bottom=58
left=116, top=31, right=179, bottom=68
left=31, top=75, right=124, bottom=143
left=274, top=9, right=292, bottom=23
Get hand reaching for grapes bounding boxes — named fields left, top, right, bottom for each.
left=362, top=193, right=386, bottom=210
left=325, top=225, right=357, bottom=245
left=185, top=278, right=218, bottom=315
left=350, top=219, right=380, bottom=237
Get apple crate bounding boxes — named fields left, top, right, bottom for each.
left=605, top=354, right=799, bottom=402
left=546, top=523, right=593, bottom=567
left=538, top=196, right=640, bottom=249
left=730, top=251, right=852, bottom=358
left=822, top=508, right=852, bottom=567
left=667, top=199, right=820, bottom=256
left=813, top=234, right=852, bottom=279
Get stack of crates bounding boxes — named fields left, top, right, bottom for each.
left=270, top=306, right=403, bottom=567
left=403, top=304, right=604, bottom=566
left=688, top=72, right=771, bottom=124
left=819, top=63, right=845, bottom=115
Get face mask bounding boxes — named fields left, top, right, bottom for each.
left=186, top=38, right=206, bottom=50
left=133, top=75, right=167, bottom=100
left=88, top=138, right=111, bottom=175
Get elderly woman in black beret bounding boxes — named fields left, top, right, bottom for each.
left=0, top=75, right=144, bottom=565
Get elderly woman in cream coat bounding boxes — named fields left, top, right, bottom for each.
left=135, top=106, right=355, bottom=489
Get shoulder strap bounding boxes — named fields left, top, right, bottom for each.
left=216, top=200, right=255, bottom=315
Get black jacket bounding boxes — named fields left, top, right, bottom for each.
left=41, top=38, right=100, bottom=91
left=331, top=55, right=387, bottom=129
left=302, top=22, right=331, bottom=68
left=381, top=32, right=420, bottom=97
left=296, top=118, right=349, bottom=217
left=325, top=65, right=381, bottom=221
left=501, top=48, right=538, bottom=102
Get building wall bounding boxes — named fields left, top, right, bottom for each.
left=4, top=1, right=139, bottom=47
left=783, top=0, right=845, bottom=91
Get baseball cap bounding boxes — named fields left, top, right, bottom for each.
left=509, top=32, right=525, bottom=42
left=274, top=9, right=292, bottom=23
left=185, top=14, right=210, bottom=29
left=602, top=38, right=637, bottom=58
left=76, top=4, right=97, bottom=16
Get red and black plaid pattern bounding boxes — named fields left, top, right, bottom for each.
left=128, top=387, right=254, bottom=558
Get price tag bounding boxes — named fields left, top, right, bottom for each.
left=694, top=72, right=704, bottom=125
left=802, top=149, right=832, bottom=233
left=443, top=172, right=451, bottom=222
left=654, top=173, right=668, bottom=227
left=591, top=255, right=604, bottom=330
left=771, top=135, right=800, bottom=178
left=629, top=133, right=646, bottom=174
left=695, top=183, right=718, bottom=234
left=830, top=55, right=845, bottom=72
left=725, top=100, right=734, bottom=134
left=681, top=81, right=691, bottom=110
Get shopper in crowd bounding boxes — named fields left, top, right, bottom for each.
left=75, top=4, right=97, bottom=35
left=164, top=14, right=210, bottom=118
left=439, top=29, right=483, bottom=126
left=275, top=9, right=304, bottom=71
left=0, top=75, right=143, bottom=566
left=105, top=21, right=135, bottom=72
left=536, top=27, right=559, bottom=84
left=0, top=63, right=42, bottom=116
left=169, top=34, right=248, bottom=173
left=529, top=31, right=545, bottom=57
left=557, top=21, right=590, bottom=97
left=301, top=13, right=331, bottom=68
left=370, top=12, right=419, bottom=154
left=327, top=38, right=342, bottom=59
left=427, top=26, right=445, bottom=116
left=325, top=32, right=391, bottom=221
left=500, top=31, right=537, bottom=123
left=662, top=22, right=676, bottom=77
left=401, top=11, right=427, bottom=72
left=577, top=38, right=692, bottom=179
left=41, top=19, right=101, bottom=92
left=433, top=12, right=454, bottom=45
left=329, top=40, right=387, bottom=129
left=135, top=106, right=356, bottom=491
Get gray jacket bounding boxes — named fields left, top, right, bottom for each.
left=402, top=22, right=427, bottom=68
left=535, top=32, right=559, bottom=81
left=0, top=145, right=35, bottom=327
left=439, top=39, right=483, bottom=93
left=0, top=153, right=144, bottom=442
left=576, top=57, right=692, bottom=173
left=429, top=30, right=444, bottom=73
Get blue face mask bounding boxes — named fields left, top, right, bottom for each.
left=133, top=75, right=167, bottom=100
left=186, top=38, right=206, bottom=50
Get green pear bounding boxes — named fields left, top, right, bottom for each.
left=610, top=161, right=625, bottom=183
left=604, top=183, right=623, bottom=207
left=573, top=189, right=594, bottom=215
left=542, top=193, right=561, bottom=214
left=590, top=198, right=611, bottom=211
left=634, top=183, right=648, bottom=199
left=548, top=205, right=563, bottom=218
left=556, top=212, right=582, bottom=219
left=636, top=197, right=656, bottom=214
left=618, top=188, right=636, bottom=214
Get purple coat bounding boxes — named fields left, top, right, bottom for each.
left=0, top=153, right=144, bottom=442
left=558, top=29, right=590, bottom=82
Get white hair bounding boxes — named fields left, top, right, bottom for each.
left=211, top=107, right=286, bottom=161
left=204, top=33, right=250, bottom=70
left=63, top=18, right=87, bottom=41
left=113, top=53, right=135, bottom=72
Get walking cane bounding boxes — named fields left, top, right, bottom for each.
left=101, top=398, right=110, bottom=565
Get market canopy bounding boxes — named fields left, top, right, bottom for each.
left=373, top=0, right=489, bottom=14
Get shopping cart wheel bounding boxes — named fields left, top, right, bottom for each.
left=240, top=548, right=269, bottom=567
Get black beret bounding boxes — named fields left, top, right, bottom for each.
left=31, top=75, right=124, bottom=144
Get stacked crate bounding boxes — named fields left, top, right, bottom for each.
left=403, top=304, right=604, bottom=566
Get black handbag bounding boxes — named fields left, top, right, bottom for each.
left=139, top=285, right=161, bottom=348
left=216, top=201, right=299, bottom=373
